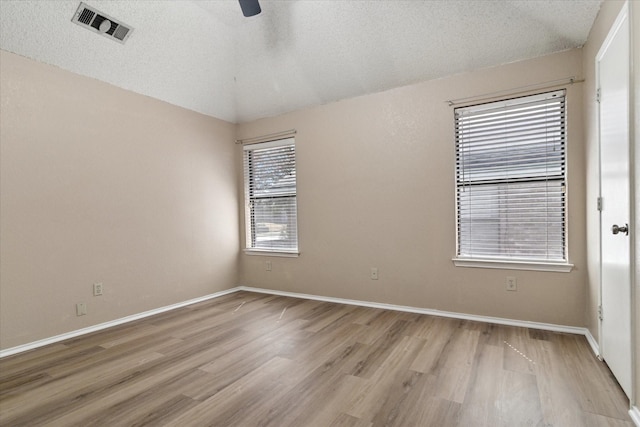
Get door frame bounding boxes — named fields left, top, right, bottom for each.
left=597, top=0, right=635, bottom=403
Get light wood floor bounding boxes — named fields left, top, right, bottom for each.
left=0, top=291, right=633, bottom=426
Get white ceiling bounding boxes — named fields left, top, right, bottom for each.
left=0, top=0, right=602, bottom=123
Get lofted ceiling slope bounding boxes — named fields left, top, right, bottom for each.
left=0, top=0, right=602, bottom=123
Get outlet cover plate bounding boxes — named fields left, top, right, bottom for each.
left=76, top=303, right=87, bottom=316
left=93, top=282, right=103, bottom=296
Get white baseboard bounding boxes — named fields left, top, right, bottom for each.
left=630, top=406, right=640, bottom=427
left=238, top=286, right=590, bottom=336
left=584, top=327, right=601, bottom=359
left=0, top=287, right=241, bottom=358
left=0, top=284, right=600, bottom=360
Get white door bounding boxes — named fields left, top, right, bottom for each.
left=599, top=2, right=631, bottom=398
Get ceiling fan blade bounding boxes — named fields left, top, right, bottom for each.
left=239, top=0, right=261, bottom=17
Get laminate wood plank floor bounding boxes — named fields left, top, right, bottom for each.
left=0, top=291, right=633, bottom=426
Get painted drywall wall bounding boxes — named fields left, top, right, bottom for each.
left=238, top=49, right=586, bottom=327
left=0, top=50, right=239, bottom=350
left=582, top=0, right=626, bottom=345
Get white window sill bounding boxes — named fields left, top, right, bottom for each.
left=244, top=249, right=300, bottom=258
left=452, top=257, right=574, bottom=273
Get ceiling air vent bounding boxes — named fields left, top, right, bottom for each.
left=71, top=2, right=133, bottom=44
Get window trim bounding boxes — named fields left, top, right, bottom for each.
left=453, top=90, right=571, bottom=271
left=244, top=249, right=300, bottom=257
left=452, top=257, right=573, bottom=273
left=243, top=137, right=299, bottom=255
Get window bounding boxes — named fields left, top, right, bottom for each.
left=454, top=90, right=569, bottom=269
left=243, top=138, right=298, bottom=254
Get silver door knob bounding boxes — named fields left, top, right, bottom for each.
left=612, top=224, right=629, bottom=235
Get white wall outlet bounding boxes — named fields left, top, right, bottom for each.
left=370, top=267, right=379, bottom=280
left=506, top=276, right=517, bottom=291
left=76, top=303, right=87, bottom=316
left=266, top=261, right=272, bottom=271
left=93, top=282, right=103, bottom=296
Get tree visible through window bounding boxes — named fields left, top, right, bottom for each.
left=455, top=90, right=566, bottom=262
left=243, top=138, right=298, bottom=252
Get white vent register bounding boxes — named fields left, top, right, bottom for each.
left=71, top=2, right=133, bottom=44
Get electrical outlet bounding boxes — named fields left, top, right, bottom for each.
left=506, top=276, right=517, bottom=291
left=370, top=267, right=379, bottom=280
left=76, top=303, right=87, bottom=316
left=93, top=282, right=103, bottom=296
left=266, top=261, right=272, bottom=271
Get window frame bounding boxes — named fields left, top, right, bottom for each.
left=452, top=90, right=573, bottom=272
left=243, top=137, right=299, bottom=256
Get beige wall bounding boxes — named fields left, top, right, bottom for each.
left=0, top=50, right=239, bottom=350
left=238, top=49, right=587, bottom=326
left=1, top=7, right=615, bottom=351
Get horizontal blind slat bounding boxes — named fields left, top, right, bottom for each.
left=455, top=91, right=566, bottom=262
left=244, top=140, right=298, bottom=251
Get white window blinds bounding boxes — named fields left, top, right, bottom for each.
left=455, top=90, right=566, bottom=262
left=243, top=138, right=298, bottom=252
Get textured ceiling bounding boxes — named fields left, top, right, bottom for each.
left=0, top=0, right=602, bottom=123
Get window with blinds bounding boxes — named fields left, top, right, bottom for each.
left=243, top=138, right=298, bottom=253
left=455, top=90, right=566, bottom=262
